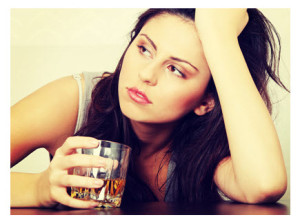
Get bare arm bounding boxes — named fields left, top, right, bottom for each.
left=10, top=75, right=79, bottom=207
left=195, top=9, right=287, bottom=203
left=11, top=75, right=80, bottom=166
left=10, top=74, right=105, bottom=208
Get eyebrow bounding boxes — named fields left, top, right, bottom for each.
left=170, top=57, right=199, bottom=72
left=140, top=33, right=157, bottom=51
left=140, top=33, right=199, bottom=72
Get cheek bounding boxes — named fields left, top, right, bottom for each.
left=119, top=55, right=133, bottom=87
left=157, top=87, right=205, bottom=116
left=175, top=91, right=203, bottom=111
left=173, top=76, right=211, bottom=111
left=119, top=51, right=140, bottom=85
left=121, top=46, right=140, bottom=70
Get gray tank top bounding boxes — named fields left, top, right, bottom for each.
left=72, top=72, right=177, bottom=202
left=73, top=72, right=102, bottom=133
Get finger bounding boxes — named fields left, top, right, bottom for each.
left=99, top=158, right=119, bottom=170
left=56, top=175, right=104, bottom=189
left=113, top=160, right=119, bottom=170
left=64, top=197, right=99, bottom=209
left=56, top=154, right=110, bottom=170
left=56, top=136, right=99, bottom=156
left=54, top=188, right=99, bottom=209
left=65, top=198, right=99, bottom=209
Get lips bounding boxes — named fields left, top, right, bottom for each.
left=127, top=87, right=152, bottom=104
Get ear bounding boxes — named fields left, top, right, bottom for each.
left=194, top=95, right=215, bottom=116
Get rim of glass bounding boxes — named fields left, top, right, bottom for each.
left=96, top=139, right=132, bottom=151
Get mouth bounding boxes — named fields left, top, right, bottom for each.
left=127, top=87, right=152, bottom=104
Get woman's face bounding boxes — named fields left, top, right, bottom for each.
left=118, top=13, right=211, bottom=124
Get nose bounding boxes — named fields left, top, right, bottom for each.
left=138, top=62, right=158, bottom=86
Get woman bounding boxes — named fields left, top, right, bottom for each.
left=11, top=8, right=288, bottom=208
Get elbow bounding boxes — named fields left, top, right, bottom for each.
left=244, top=176, right=287, bottom=204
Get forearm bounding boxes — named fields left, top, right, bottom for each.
left=11, top=172, right=42, bottom=207
left=11, top=171, right=53, bottom=207
left=202, top=34, right=287, bottom=199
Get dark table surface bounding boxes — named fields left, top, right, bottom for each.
left=11, top=199, right=289, bottom=215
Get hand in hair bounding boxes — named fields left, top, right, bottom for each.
left=194, top=8, right=287, bottom=203
left=195, top=8, right=249, bottom=40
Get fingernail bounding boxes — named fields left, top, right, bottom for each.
left=91, top=139, right=99, bottom=146
left=90, top=201, right=99, bottom=207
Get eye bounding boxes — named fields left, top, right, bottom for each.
left=137, top=45, right=152, bottom=58
left=167, top=65, right=186, bottom=78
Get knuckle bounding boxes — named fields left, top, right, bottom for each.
left=68, top=154, right=78, bottom=165
left=48, top=162, right=55, bottom=172
left=64, top=175, right=72, bottom=186
left=48, top=171, right=56, bottom=186
left=49, top=187, right=57, bottom=200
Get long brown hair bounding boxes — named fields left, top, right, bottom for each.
left=75, top=9, right=288, bottom=204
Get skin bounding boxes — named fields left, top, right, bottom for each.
left=118, top=14, right=215, bottom=200
left=10, top=9, right=287, bottom=208
left=196, top=9, right=286, bottom=203
left=118, top=14, right=212, bottom=124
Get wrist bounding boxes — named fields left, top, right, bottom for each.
left=200, top=34, right=240, bottom=70
left=200, top=30, right=238, bottom=50
left=11, top=172, right=49, bottom=207
left=36, top=169, right=58, bottom=208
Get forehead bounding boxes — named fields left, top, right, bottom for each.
left=138, top=13, right=204, bottom=67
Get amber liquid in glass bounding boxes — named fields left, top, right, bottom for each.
left=71, top=178, right=126, bottom=208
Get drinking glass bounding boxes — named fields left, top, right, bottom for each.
left=70, top=140, right=131, bottom=208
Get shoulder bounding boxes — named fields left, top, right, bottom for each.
left=79, top=71, right=110, bottom=94
left=11, top=74, right=85, bottom=165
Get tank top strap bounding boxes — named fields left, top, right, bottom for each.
left=73, top=72, right=103, bottom=134
left=72, top=73, right=83, bottom=134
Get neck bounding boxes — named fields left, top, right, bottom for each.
left=130, top=120, right=177, bottom=158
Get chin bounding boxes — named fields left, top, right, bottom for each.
left=120, top=109, right=155, bottom=123
left=121, top=107, right=180, bottom=125
left=119, top=96, right=185, bottom=124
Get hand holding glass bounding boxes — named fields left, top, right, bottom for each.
left=71, top=140, right=131, bottom=208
